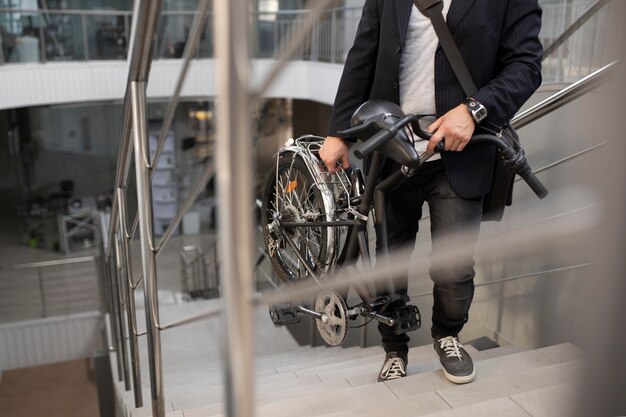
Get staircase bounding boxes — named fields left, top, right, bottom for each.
left=111, top=300, right=584, bottom=417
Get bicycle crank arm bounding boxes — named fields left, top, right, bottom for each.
left=361, top=310, right=395, bottom=327
left=297, top=305, right=327, bottom=321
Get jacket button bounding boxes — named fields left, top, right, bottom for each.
left=392, top=82, right=399, bottom=89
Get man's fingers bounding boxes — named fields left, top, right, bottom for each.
left=341, top=154, right=351, bottom=169
left=427, top=133, right=444, bottom=152
left=427, top=117, right=443, bottom=133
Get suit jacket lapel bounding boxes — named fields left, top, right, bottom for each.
left=396, top=0, right=414, bottom=46
left=446, top=0, right=477, bottom=34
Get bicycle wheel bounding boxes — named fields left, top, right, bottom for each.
left=262, top=153, right=331, bottom=285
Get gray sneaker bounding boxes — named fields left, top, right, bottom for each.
left=434, top=336, right=476, bottom=384
left=377, top=352, right=407, bottom=382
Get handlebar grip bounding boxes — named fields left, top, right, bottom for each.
left=519, top=169, right=548, bottom=199
left=353, top=128, right=393, bottom=159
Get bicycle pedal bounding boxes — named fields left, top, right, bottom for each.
left=268, top=304, right=301, bottom=326
left=392, top=304, right=421, bottom=335
left=367, top=294, right=410, bottom=312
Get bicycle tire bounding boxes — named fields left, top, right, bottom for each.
left=262, top=153, right=330, bottom=285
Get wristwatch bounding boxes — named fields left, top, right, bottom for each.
left=464, top=97, right=488, bottom=124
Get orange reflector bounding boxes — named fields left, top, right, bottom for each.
left=286, top=180, right=298, bottom=193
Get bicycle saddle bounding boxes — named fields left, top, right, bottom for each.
left=338, top=100, right=419, bottom=166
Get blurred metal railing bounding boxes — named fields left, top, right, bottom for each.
left=0, top=6, right=361, bottom=65
left=540, top=0, right=617, bottom=83
left=1, top=1, right=616, bottom=86
left=180, top=245, right=219, bottom=299
left=0, top=256, right=100, bottom=323
left=97, top=1, right=619, bottom=417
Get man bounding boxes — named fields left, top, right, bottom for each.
left=319, top=0, right=542, bottom=384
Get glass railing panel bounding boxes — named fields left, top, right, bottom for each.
left=198, top=11, right=213, bottom=58
left=1, top=7, right=366, bottom=65
left=84, top=13, right=130, bottom=60
left=156, top=12, right=195, bottom=59
left=40, top=12, right=85, bottom=61
left=540, top=1, right=616, bottom=84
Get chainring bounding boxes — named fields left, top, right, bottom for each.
left=314, top=290, right=348, bottom=346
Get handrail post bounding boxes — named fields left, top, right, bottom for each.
left=81, top=14, right=89, bottom=61
left=330, top=9, right=337, bottom=63
left=107, top=256, right=124, bottom=382
left=113, top=231, right=131, bottom=391
left=101, top=256, right=116, bottom=352
left=38, top=22, right=46, bottom=63
left=130, top=80, right=165, bottom=417
left=215, top=1, right=255, bottom=416
left=37, top=268, right=47, bottom=318
left=0, top=35, right=5, bottom=64
left=117, top=188, right=144, bottom=408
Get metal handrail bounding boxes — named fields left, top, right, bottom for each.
left=0, top=256, right=95, bottom=271
left=513, top=141, right=608, bottom=183
left=0, top=8, right=132, bottom=15
left=512, top=60, right=617, bottom=129
left=0, top=255, right=99, bottom=321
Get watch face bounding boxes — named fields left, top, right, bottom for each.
left=466, top=99, right=487, bottom=122
left=474, top=107, right=487, bottom=121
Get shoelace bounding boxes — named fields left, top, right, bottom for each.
left=381, top=356, right=405, bottom=380
left=438, top=336, right=464, bottom=361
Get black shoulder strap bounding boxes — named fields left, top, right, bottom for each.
left=412, top=0, right=477, bottom=97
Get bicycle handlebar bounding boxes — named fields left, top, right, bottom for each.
left=353, top=128, right=394, bottom=159
left=352, top=115, right=548, bottom=199
left=352, top=114, right=436, bottom=159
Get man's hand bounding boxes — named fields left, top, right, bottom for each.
left=427, top=104, right=475, bottom=152
left=320, top=136, right=350, bottom=173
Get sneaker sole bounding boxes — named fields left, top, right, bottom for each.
left=442, top=367, right=476, bottom=384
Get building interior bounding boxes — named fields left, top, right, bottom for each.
left=0, top=0, right=625, bottom=416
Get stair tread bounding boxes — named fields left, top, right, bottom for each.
left=536, top=342, right=585, bottom=363
left=306, top=391, right=452, bottom=417
left=175, top=345, right=581, bottom=417
left=481, top=344, right=523, bottom=359
left=435, top=359, right=583, bottom=408
left=385, top=349, right=556, bottom=399
left=508, top=380, right=580, bottom=417
left=324, top=345, right=485, bottom=386
left=275, top=346, right=384, bottom=373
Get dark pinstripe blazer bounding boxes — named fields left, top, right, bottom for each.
left=327, top=0, right=543, bottom=198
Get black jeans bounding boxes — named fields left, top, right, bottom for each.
left=376, top=160, right=484, bottom=355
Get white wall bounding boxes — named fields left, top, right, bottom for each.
left=0, top=59, right=344, bottom=110
left=0, top=311, right=104, bottom=376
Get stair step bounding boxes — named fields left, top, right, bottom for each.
left=508, top=380, right=579, bottom=417
left=536, top=342, right=584, bottom=363
left=434, top=359, right=582, bottom=408
left=410, top=397, right=530, bottom=417
left=274, top=346, right=383, bottom=374
left=177, top=343, right=571, bottom=417
left=255, top=382, right=399, bottom=417
left=330, top=346, right=486, bottom=387
left=385, top=349, right=555, bottom=399
left=481, top=344, right=523, bottom=359
left=309, top=391, right=452, bottom=417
